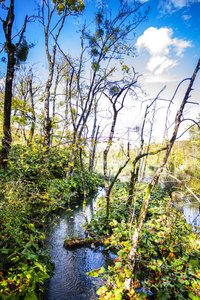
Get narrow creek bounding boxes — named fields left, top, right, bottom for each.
left=43, top=188, right=117, bottom=300
left=175, top=198, right=200, bottom=229
left=43, top=187, right=200, bottom=300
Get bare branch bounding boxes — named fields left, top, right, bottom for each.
left=163, top=172, right=200, bottom=204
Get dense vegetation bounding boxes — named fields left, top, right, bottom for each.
left=87, top=183, right=200, bottom=300
left=0, top=145, right=102, bottom=299
left=0, top=0, right=200, bottom=299
left=0, top=138, right=199, bottom=299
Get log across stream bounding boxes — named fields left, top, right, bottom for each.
left=43, top=188, right=117, bottom=300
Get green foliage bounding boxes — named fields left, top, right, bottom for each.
left=91, top=61, right=99, bottom=72
left=88, top=182, right=129, bottom=238
left=177, top=165, right=200, bottom=195
left=0, top=144, right=102, bottom=298
left=15, top=38, right=34, bottom=66
left=87, top=182, right=200, bottom=299
left=189, top=115, right=200, bottom=148
left=0, top=180, right=54, bottom=298
left=52, top=0, right=85, bottom=14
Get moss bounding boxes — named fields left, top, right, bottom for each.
left=137, top=183, right=152, bottom=226
left=64, top=237, right=100, bottom=249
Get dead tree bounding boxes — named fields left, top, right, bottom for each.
left=102, top=75, right=137, bottom=217
left=128, top=87, right=166, bottom=206
left=55, top=1, right=149, bottom=179
left=124, top=58, right=200, bottom=291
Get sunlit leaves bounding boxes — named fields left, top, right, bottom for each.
left=121, top=64, right=130, bottom=73
left=87, top=182, right=200, bottom=299
left=92, top=62, right=99, bottom=72
left=52, top=0, right=85, bottom=15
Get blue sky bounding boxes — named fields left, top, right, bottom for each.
left=133, top=0, right=200, bottom=139
left=1, top=0, right=199, bottom=84
left=0, top=0, right=199, bottom=140
left=133, top=0, right=200, bottom=82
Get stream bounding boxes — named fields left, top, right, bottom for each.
left=43, top=188, right=117, bottom=300
left=175, top=198, right=200, bottom=230
left=43, top=188, right=200, bottom=300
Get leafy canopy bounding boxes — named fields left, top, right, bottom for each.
left=52, top=0, right=85, bottom=14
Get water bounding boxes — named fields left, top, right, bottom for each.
left=43, top=188, right=200, bottom=299
left=183, top=201, right=200, bottom=229
left=43, top=188, right=117, bottom=300
left=174, top=194, right=200, bottom=229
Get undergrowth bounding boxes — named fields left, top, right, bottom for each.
left=0, top=144, right=102, bottom=299
left=87, top=183, right=200, bottom=300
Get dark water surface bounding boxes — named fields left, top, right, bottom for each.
left=43, top=189, right=117, bottom=300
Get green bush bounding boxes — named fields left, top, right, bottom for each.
left=0, top=144, right=102, bottom=299
left=87, top=182, right=200, bottom=300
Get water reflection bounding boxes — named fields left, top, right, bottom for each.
left=183, top=202, right=200, bottom=229
left=174, top=195, right=200, bottom=230
left=43, top=188, right=116, bottom=300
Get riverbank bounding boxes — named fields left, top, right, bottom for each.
left=43, top=188, right=118, bottom=300
left=1, top=144, right=200, bottom=299
left=0, top=146, right=103, bottom=299
left=86, top=182, right=200, bottom=299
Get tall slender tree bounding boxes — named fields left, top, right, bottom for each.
left=0, top=0, right=29, bottom=169
left=40, top=0, right=85, bottom=149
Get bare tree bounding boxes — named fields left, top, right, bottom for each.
left=40, top=0, right=84, bottom=149
left=56, top=1, right=149, bottom=178
left=102, top=75, right=137, bottom=217
left=128, top=88, right=166, bottom=206
left=124, top=58, right=200, bottom=291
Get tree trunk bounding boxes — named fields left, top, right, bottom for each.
left=0, top=50, right=16, bottom=169
left=103, top=107, right=117, bottom=217
left=0, top=0, right=15, bottom=169
left=89, top=103, right=99, bottom=175
left=0, top=0, right=28, bottom=168
left=128, top=162, right=139, bottom=207
left=124, top=58, right=200, bottom=291
left=43, top=75, right=52, bottom=149
left=51, top=66, right=60, bottom=146
left=28, top=75, right=36, bottom=144
left=142, top=101, right=156, bottom=180
left=42, top=1, right=67, bottom=149
left=79, top=147, right=88, bottom=224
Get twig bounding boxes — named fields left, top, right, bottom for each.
left=163, top=172, right=200, bottom=204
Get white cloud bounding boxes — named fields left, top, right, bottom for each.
left=182, top=14, right=192, bottom=21
left=170, top=0, right=187, bottom=8
left=172, top=38, right=192, bottom=56
left=159, top=0, right=200, bottom=12
left=147, top=55, right=177, bottom=74
left=136, top=27, right=173, bottom=56
left=135, top=27, right=192, bottom=82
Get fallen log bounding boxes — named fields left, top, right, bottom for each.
left=64, top=237, right=101, bottom=250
